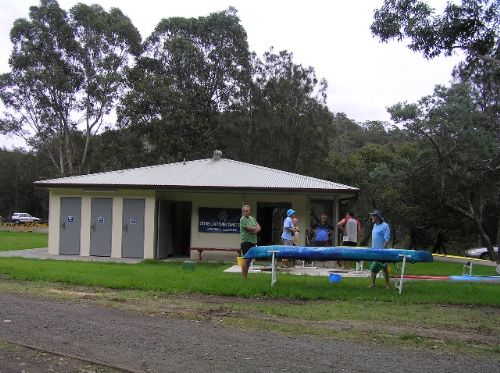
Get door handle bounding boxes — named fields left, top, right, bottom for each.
left=61, top=222, right=66, bottom=230
left=91, top=223, right=96, bottom=232
left=123, top=224, right=128, bottom=233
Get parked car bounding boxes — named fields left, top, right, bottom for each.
left=10, top=212, right=41, bottom=224
left=465, top=246, right=499, bottom=260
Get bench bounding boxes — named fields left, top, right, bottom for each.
left=190, top=247, right=241, bottom=261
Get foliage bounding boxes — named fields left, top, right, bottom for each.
left=389, top=83, right=499, bottom=260
left=118, top=8, right=251, bottom=163
left=371, top=0, right=499, bottom=65
left=0, top=149, right=50, bottom=218
left=0, top=0, right=141, bottom=176
left=217, top=49, right=333, bottom=174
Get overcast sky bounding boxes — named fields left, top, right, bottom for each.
left=0, top=0, right=463, bottom=148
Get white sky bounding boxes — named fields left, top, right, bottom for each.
left=0, top=0, right=462, bottom=148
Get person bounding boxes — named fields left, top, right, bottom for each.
left=310, top=213, right=333, bottom=246
left=337, top=212, right=361, bottom=246
left=336, top=212, right=361, bottom=269
left=368, top=209, right=391, bottom=288
left=240, top=205, right=261, bottom=279
left=281, top=209, right=298, bottom=245
left=431, top=230, right=447, bottom=255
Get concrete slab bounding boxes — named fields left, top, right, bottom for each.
left=223, top=264, right=371, bottom=278
left=0, top=248, right=142, bottom=264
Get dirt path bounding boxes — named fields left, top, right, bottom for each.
left=0, top=292, right=498, bottom=372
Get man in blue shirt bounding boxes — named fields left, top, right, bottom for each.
left=369, top=209, right=391, bottom=288
left=281, top=209, right=298, bottom=245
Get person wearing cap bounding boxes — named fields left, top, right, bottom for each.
left=281, top=208, right=298, bottom=245
left=240, top=205, right=261, bottom=279
left=369, top=209, right=391, bottom=288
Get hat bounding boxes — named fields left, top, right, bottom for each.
left=287, top=209, right=296, bottom=217
left=369, top=209, right=384, bottom=219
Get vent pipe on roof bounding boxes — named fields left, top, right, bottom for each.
left=212, top=150, right=222, bottom=160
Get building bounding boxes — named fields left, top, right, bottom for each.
left=35, top=151, right=359, bottom=261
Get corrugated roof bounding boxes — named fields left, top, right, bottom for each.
left=34, top=157, right=359, bottom=193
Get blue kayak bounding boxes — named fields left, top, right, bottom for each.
left=449, top=275, right=500, bottom=283
left=243, top=245, right=433, bottom=263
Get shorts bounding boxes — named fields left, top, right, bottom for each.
left=342, top=241, right=357, bottom=247
left=370, top=261, right=387, bottom=273
left=240, top=242, right=256, bottom=255
left=282, top=239, right=294, bottom=246
left=314, top=240, right=329, bottom=247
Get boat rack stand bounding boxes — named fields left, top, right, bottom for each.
left=269, top=251, right=411, bottom=294
left=394, top=254, right=410, bottom=294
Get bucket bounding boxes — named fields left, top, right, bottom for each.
left=329, top=273, right=342, bottom=284
left=182, top=260, right=195, bottom=271
left=236, top=256, right=245, bottom=267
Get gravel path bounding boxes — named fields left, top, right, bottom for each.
left=0, top=292, right=498, bottom=372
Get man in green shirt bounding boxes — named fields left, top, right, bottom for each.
left=240, top=204, right=261, bottom=279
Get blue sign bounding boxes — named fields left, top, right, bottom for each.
left=198, top=208, right=240, bottom=233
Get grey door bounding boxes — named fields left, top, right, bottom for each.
left=59, top=197, right=81, bottom=255
left=90, top=198, right=113, bottom=257
left=122, top=198, right=145, bottom=258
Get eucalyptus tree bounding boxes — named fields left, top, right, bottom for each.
left=371, top=0, right=499, bottom=65
left=118, top=8, right=251, bottom=162
left=0, top=0, right=141, bottom=176
left=219, top=49, right=333, bottom=174
left=389, top=83, right=499, bottom=262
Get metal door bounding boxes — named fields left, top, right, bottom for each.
left=90, top=198, right=113, bottom=257
left=59, top=197, right=81, bottom=255
left=122, top=198, right=145, bottom=258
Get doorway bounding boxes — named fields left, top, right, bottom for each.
left=257, top=203, right=291, bottom=245
left=59, top=197, right=81, bottom=255
left=156, top=201, right=192, bottom=259
left=90, top=198, right=113, bottom=257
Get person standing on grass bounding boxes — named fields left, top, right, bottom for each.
left=369, top=209, right=391, bottom=288
left=240, top=205, right=261, bottom=279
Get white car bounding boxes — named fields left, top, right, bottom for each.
left=465, top=246, right=498, bottom=260
left=10, top=212, right=41, bottom=224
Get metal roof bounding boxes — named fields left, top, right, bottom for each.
left=34, top=156, right=359, bottom=194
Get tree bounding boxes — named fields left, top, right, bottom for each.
left=388, top=83, right=500, bottom=262
left=218, top=49, right=333, bottom=174
left=0, top=0, right=141, bottom=176
left=0, top=148, right=51, bottom=219
left=118, top=8, right=251, bottom=162
left=371, top=0, right=499, bottom=65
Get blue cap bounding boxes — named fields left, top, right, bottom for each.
left=287, top=209, right=296, bottom=217
left=369, top=209, right=384, bottom=219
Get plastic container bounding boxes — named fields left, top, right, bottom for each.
left=329, top=273, right=342, bottom=284
left=182, top=260, right=196, bottom=271
left=236, top=256, right=245, bottom=267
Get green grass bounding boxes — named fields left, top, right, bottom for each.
left=391, top=261, right=496, bottom=276
left=0, top=258, right=498, bottom=306
left=0, top=231, right=48, bottom=251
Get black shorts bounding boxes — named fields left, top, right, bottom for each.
left=240, top=242, right=257, bottom=255
left=342, top=241, right=357, bottom=247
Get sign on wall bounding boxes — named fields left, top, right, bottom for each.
left=198, top=208, right=240, bottom=233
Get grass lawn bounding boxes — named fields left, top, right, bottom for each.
left=0, top=258, right=498, bottom=306
left=0, top=257, right=498, bottom=357
left=0, top=231, right=48, bottom=251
